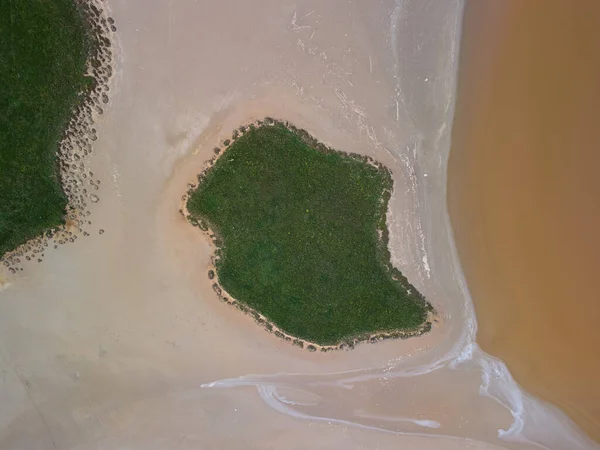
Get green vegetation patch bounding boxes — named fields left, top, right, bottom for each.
left=0, top=0, right=89, bottom=256
left=187, top=123, right=430, bottom=345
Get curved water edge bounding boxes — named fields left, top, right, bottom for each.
left=201, top=1, right=597, bottom=448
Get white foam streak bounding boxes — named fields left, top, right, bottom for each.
left=354, top=410, right=441, bottom=429
left=257, top=384, right=491, bottom=446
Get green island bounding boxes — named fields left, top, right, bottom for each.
left=186, top=121, right=432, bottom=348
left=0, top=0, right=90, bottom=257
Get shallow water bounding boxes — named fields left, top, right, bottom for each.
left=0, top=0, right=596, bottom=448
left=448, top=0, right=600, bottom=443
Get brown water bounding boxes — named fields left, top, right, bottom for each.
left=448, top=0, right=600, bottom=443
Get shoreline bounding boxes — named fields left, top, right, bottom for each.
left=179, top=118, right=436, bottom=352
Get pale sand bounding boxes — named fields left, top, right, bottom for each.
left=0, top=0, right=596, bottom=449
left=448, top=0, right=600, bottom=443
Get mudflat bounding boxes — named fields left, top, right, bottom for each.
left=448, top=0, right=600, bottom=442
left=0, top=0, right=597, bottom=448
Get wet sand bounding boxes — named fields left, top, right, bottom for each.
left=448, top=0, right=600, bottom=443
left=0, top=0, right=597, bottom=449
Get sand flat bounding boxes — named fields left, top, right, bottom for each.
left=448, top=0, right=600, bottom=443
left=0, top=0, right=597, bottom=449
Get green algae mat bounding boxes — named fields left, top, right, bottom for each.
left=187, top=122, right=431, bottom=345
left=0, top=0, right=88, bottom=256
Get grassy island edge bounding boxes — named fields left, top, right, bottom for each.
left=182, top=118, right=435, bottom=352
left=1, top=1, right=117, bottom=269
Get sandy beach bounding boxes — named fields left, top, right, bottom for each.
left=448, top=0, right=600, bottom=443
left=0, top=0, right=597, bottom=448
